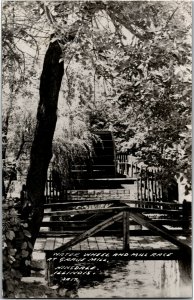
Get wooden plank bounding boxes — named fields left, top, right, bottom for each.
left=111, top=235, right=118, bottom=249
left=44, top=238, right=56, bottom=251
left=52, top=212, right=123, bottom=252
left=42, top=220, right=149, bottom=229
left=123, top=211, right=130, bottom=250
left=86, top=238, right=91, bottom=250
left=44, top=199, right=183, bottom=208
left=43, top=206, right=182, bottom=218
left=150, top=219, right=191, bottom=226
left=41, top=220, right=87, bottom=226
left=72, top=243, right=81, bottom=250
left=87, top=238, right=98, bottom=250
left=87, top=178, right=138, bottom=181
left=130, top=212, right=191, bottom=255
left=126, top=207, right=181, bottom=214
left=99, top=236, right=109, bottom=250
left=94, top=237, right=99, bottom=250
left=41, top=222, right=89, bottom=230
left=80, top=241, right=88, bottom=250
left=103, top=236, right=115, bottom=250
left=39, top=229, right=191, bottom=238
left=44, top=199, right=118, bottom=208
left=63, top=237, right=73, bottom=244
left=44, top=206, right=127, bottom=216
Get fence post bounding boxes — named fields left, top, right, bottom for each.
left=123, top=211, right=130, bottom=250
left=151, top=169, right=154, bottom=203
left=182, top=200, right=191, bottom=232
left=140, top=166, right=143, bottom=204
left=124, top=154, right=127, bottom=175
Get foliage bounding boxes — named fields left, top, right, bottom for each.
left=110, top=1, right=192, bottom=190
left=3, top=198, right=33, bottom=298
left=2, top=1, right=192, bottom=194
left=2, top=1, right=191, bottom=185
left=2, top=2, right=45, bottom=196
left=42, top=0, right=191, bottom=192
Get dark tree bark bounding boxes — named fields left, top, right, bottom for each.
left=26, top=40, right=64, bottom=246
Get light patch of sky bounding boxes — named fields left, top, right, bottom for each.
left=95, top=10, right=135, bottom=45
left=16, top=37, right=48, bottom=58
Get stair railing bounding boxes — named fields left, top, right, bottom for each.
left=116, top=154, right=163, bottom=203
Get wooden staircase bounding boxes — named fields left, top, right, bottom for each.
left=91, top=131, right=116, bottom=178
left=71, top=131, right=118, bottom=189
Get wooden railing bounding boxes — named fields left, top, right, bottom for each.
left=41, top=199, right=191, bottom=252
left=45, top=168, right=67, bottom=203
left=116, top=153, right=163, bottom=202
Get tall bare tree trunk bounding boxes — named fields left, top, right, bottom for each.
left=26, top=40, right=64, bottom=246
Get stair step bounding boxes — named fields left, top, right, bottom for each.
left=70, top=130, right=116, bottom=182
left=72, top=177, right=136, bottom=189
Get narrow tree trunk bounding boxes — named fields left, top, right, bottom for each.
left=26, top=40, right=64, bottom=246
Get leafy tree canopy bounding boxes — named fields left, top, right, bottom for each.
left=2, top=0, right=192, bottom=190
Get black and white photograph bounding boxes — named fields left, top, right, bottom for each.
left=2, top=0, right=192, bottom=298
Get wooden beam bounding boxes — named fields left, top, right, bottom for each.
left=130, top=212, right=191, bottom=256
left=52, top=212, right=123, bottom=252
left=44, top=206, right=182, bottom=218
left=41, top=221, right=88, bottom=227
left=120, top=200, right=182, bottom=208
left=44, top=199, right=183, bottom=208
left=39, top=229, right=191, bottom=238
left=41, top=219, right=189, bottom=228
left=123, top=211, right=130, bottom=250
left=150, top=219, right=191, bottom=226
left=129, top=207, right=181, bottom=214
left=44, top=199, right=118, bottom=208
left=44, top=206, right=128, bottom=216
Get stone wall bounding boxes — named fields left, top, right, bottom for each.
left=66, top=188, right=136, bottom=201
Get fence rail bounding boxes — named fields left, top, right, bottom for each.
left=45, top=154, right=176, bottom=204
left=45, top=169, right=67, bottom=203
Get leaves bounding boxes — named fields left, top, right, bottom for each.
left=21, top=250, right=29, bottom=258
left=23, top=230, right=31, bottom=238
left=21, top=242, right=28, bottom=250
left=3, top=199, right=33, bottom=297
left=6, top=230, right=15, bottom=241
left=25, top=260, right=31, bottom=266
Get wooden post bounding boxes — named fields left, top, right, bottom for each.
left=131, top=161, right=134, bottom=177
left=147, top=168, right=150, bottom=207
left=151, top=169, right=154, bottom=203
left=140, top=166, right=143, bottom=205
left=123, top=211, right=130, bottom=250
left=182, top=200, right=191, bottom=232
left=137, top=177, right=139, bottom=205
left=135, top=163, right=137, bottom=178
left=144, top=169, right=146, bottom=204
left=45, top=177, right=48, bottom=204
left=49, top=172, right=52, bottom=203
left=47, top=260, right=54, bottom=286
left=46, top=253, right=54, bottom=286
left=124, top=156, right=127, bottom=175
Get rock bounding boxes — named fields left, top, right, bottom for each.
left=32, top=251, right=46, bottom=269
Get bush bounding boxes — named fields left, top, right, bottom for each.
left=3, top=198, right=32, bottom=298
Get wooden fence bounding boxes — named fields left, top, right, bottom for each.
left=45, top=154, right=175, bottom=203
left=116, top=153, right=163, bottom=202
left=45, top=168, right=67, bottom=203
